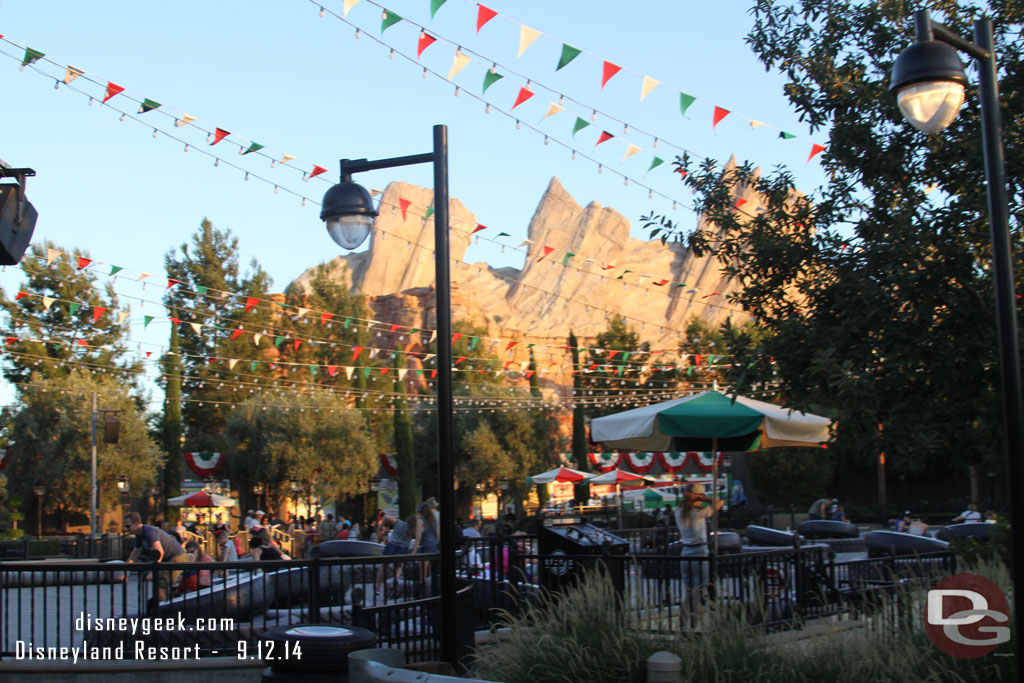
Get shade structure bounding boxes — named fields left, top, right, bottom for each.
left=589, top=390, right=833, bottom=452
left=527, top=466, right=590, bottom=484
left=167, top=491, right=237, bottom=508
left=586, top=469, right=656, bottom=486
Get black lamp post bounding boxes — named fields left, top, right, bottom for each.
left=892, top=9, right=1022, bottom=638
left=252, top=483, right=264, bottom=512
left=33, top=481, right=44, bottom=538
left=320, top=124, right=458, bottom=665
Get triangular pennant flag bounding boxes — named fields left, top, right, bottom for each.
left=512, top=86, right=534, bottom=109
left=537, top=246, right=555, bottom=262
left=543, top=102, right=564, bottom=119
left=452, top=332, right=463, bottom=343
left=92, top=307, right=107, bottom=322
left=712, top=106, right=731, bottom=129
left=166, top=279, right=182, bottom=289
left=245, top=297, right=259, bottom=313
left=14, top=291, right=28, bottom=301
left=808, top=143, right=826, bottom=162
left=109, top=265, right=123, bottom=276
left=42, top=296, right=55, bottom=310
left=561, top=252, right=575, bottom=265
left=425, top=206, right=434, bottom=218
left=735, top=197, right=748, bottom=210
left=309, top=165, right=327, bottom=179
left=295, top=307, right=310, bottom=318
left=647, top=157, right=664, bottom=172
left=46, top=247, right=60, bottom=265
left=189, top=322, right=203, bottom=334
left=320, top=312, right=334, bottom=326
left=362, top=367, right=371, bottom=379
left=138, top=272, right=152, bottom=281
left=21, top=48, right=45, bottom=68
left=279, top=154, right=296, bottom=165
left=294, top=339, right=303, bottom=351
left=601, top=61, right=621, bottom=89
left=417, top=32, right=437, bottom=59
left=353, top=346, right=364, bottom=361
left=429, top=330, right=437, bottom=343
left=455, top=356, right=467, bottom=366
left=195, top=285, right=209, bottom=295
left=518, top=25, right=541, bottom=57
left=679, top=93, right=696, bottom=116
left=253, top=333, right=263, bottom=346
left=778, top=131, right=796, bottom=139
left=63, top=65, right=84, bottom=84
left=557, top=44, right=581, bottom=70
left=211, top=128, right=230, bottom=145
left=381, top=10, right=402, bottom=32
left=472, top=224, right=487, bottom=234
left=653, top=279, right=669, bottom=286
left=345, top=366, right=355, bottom=380
left=506, top=341, right=519, bottom=351
left=482, top=70, right=504, bottom=94
left=430, top=0, right=447, bottom=18
left=572, top=117, right=590, bottom=136
left=231, top=327, right=245, bottom=340
left=102, top=82, right=124, bottom=103
left=328, top=365, right=338, bottom=377
left=469, top=336, right=479, bottom=350
left=144, top=315, right=154, bottom=328
left=448, top=51, right=472, bottom=80
left=274, top=336, right=285, bottom=347
left=640, top=76, right=659, bottom=100
left=227, top=359, right=239, bottom=370
left=398, top=368, right=408, bottom=380
left=476, top=4, right=497, bottom=33
left=139, top=98, right=161, bottom=113
left=622, top=144, right=642, bottom=161
left=525, top=370, right=535, bottom=379
left=69, top=303, right=81, bottom=315
left=595, top=131, right=614, bottom=148
left=343, top=0, right=361, bottom=17
left=242, top=142, right=264, bottom=155
left=751, top=120, right=766, bottom=129
left=399, top=198, right=411, bottom=221
left=176, top=114, right=196, bottom=127
left=496, top=232, right=510, bottom=238
left=77, top=257, right=92, bottom=269
left=77, top=339, right=89, bottom=347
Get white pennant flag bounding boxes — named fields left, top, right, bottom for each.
left=345, top=366, right=355, bottom=380
left=63, top=65, right=84, bottom=85
left=750, top=120, right=766, bottom=129
left=45, top=248, right=60, bottom=266
left=343, top=0, right=361, bottom=16
left=253, top=333, right=263, bottom=346
left=42, top=296, right=55, bottom=310
left=447, top=51, right=472, bottom=81
left=423, top=354, right=436, bottom=363
left=228, top=359, right=239, bottom=370
left=542, top=102, right=564, bottom=119
left=428, top=330, right=437, bottom=344
left=117, top=311, right=130, bottom=324
left=295, top=307, right=309, bottom=318
left=175, top=114, right=195, bottom=128
left=622, top=144, right=642, bottom=161
left=398, top=368, right=408, bottom=380
left=138, top=272, right=152, bottom=281
left=518, top=239, right=534, bottom=248
left=518, top=25, right=541, bottom=57
left=189, top=322, right=203, bottom=334
left=640, top=76, right=660, bottom=100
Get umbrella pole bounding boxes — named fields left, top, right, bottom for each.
left=711, top=437, right=719, bottom=601
left=617, top=483, right=623, bottom=530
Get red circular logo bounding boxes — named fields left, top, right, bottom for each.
left=924, top=573, right=1010, bottom=658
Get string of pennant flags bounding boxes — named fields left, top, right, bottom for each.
left=321, top=0, right=828, bottom=165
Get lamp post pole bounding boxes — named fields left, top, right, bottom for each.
left=893, top=10, right=1023, bottom=642
left=319, top=124, right=457, bottom=665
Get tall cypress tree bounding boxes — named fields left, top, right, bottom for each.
left=161, top=325, right=183, bottom=519
left=393, top=354, right=416, bottom=517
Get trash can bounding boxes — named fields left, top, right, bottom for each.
left=260, top=624, right=377, bottom=682
left=538, top=522, right=629, bottom=593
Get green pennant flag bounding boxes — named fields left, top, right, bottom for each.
left=144, top=315, right=154, bottom=328
left=362, top=367, right=371, bottom=378
left=778, top=131, right=796, bottom=139
left=482, top=70, right=504, bottom=94
left=410, top=328, right=419, bottom=335
left=22, top=48, right=45, bottom=67
left=417, top=369, right=424, bottom=376
left=426, top=206, right=434, bottom=218
left=109, top=265, right=124, bottom=276
left=242, top=142, right=264, bottom=155
left=274, top=336, right=285, bottom=347
left=623, top=352, right=631, bottom=362
left=526, top=343, right=535, bottom=349
left=139, top=98, right=161, bottom=113
left=344, top=318, right=351, bottom=329
left=310, top=365, right=318, bottom=376
left=572, top=117, right=590, bottom=137
left=688, top=366, right=695, bottom=376
left=680, top=93, right=696, bottom=116
left=430, top=0, right=447, bottom=18
left=250, top=361, right=259, bottom=372
left=381, top=10, right=403, bottom=33
left=617, top=366, right=624, bottom=376
left=496, top=232, right=510, bottom=238
left=469, top=336, right=479, bottom=351
left=195, top=285, right=209, bottom=295
left=557, top=44, right=582, bottom=70
left=647, top=157, right=664, bottom=172
left=69, top=302, right=81, bottom=315
left=561, top=252, right=575, bottom=265
left=617, top=270, right=633, bottom=279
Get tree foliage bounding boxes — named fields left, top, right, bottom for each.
left=643, top=1, right=1023, bottom=480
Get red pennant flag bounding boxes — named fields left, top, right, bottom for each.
left=390, top=324, right=400, bottom=333
left=607, top=350, right=619, bottom=359
left=14, top=291, right=28, bottom=300
left=455, top=356, right=467, bottom=365
left=808, top=143, right=826, bottom=162
left=145, top=351, right=152, bottom=358
left=353, top=346, right=364, bottom=361
left=417, top=32, right=436, bottom=59
left=309, top=165, right=327, bottom=179
left=431, top=369, right=438, bottom=379
left=476, top=4, right=497, bottom=33
left=78, top=339, right=89, bottom=346
left=595, top=131, right=614, bottom=148
left=327, top=365, right=338, bottom=377
left=294, top=339, right=303, bottom=351
left=525, top=370, right=535, bottom=379
left=211, top=128, right=230, bottom=145
left=77, top=257, right=92, bottom=269
left=735, top=197, right=748, bottom=210
left=506, top=341, right=518, bottom=351
left=653, top=279, right=669, bottom=286
left=399, top=198, right=411, bottom=221
left=452, top=333, right=463, bottom=343
left=472, top=223, right=487, bottom=234
left=603, top=264, right=616, bottom=270
left=231, top=327, right=245, bottom=340
left=207, top=357, right=216, bottom=365
left=170, top=317, right=181, bottom=325
left=702, top=291, right=721, bottom=298
left=512, top=86, right=534, bottom=109
left=381, top=368, right=389, bottom=375
left=601, top=61, right=621, bottom=88
left=244, top=297, right=259, bottom=313
left=102, top=82, right=124, bottom=103
left=695, top=354, right=704, bottom=366
left=537, top=246, right=555, bottom=261
left=504, top=361, right=513, bottom=370
left=713, top=107, right=731, bottom=129
left=167, top=279, right=182, bottom=289
left=320, top=312, right=334, bottom=326
left=6, top=336, right=17, bottom=345
left=91, top=307, right=106, bottom=322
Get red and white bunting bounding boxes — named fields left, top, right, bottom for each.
left=379, top=452, right=399, bottom=476
left=184, top=451, right=225, bottom=477
left=625, top=451, right=656, bottom=473
left=587, top=451, right=620, bottom=473
left=657, top=451, right=689, bottom=473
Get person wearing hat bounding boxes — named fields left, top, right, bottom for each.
left=243, top=510, right=258, bottom=531
left=830, top=502, right=849, bottom=523
left=675, top=483, right=723, bottom=619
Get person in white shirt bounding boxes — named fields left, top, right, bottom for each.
left=243, top=510, right=257, bottom=531
left=462, top=519, right=482, bottom=539
left=952, top=503, right=982, bottom=523
left=675, top=483, right=723, bottom=620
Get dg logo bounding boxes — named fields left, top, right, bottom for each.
left=925, top=573, right=1011, bottom=658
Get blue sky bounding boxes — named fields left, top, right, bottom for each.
left=0, top=0, right=829, bottom=409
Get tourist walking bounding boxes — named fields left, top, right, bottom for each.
left=375, top=513, right=415, bottom=598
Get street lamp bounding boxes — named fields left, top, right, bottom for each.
left=252, top=483, right=264, bottom=512
left=369, top=476, right=382, bottom=493
left=892, top=9, right=1023, bottom=641
left=33, top=481, right=44, bottom=538
left=319, top=124, right=458, bottom=665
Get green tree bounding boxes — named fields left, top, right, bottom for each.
left=580, top=316, right=651, bottom=419
left=0, top=372, right=163, bottom=530
left=1, top=241, right=141, bottom=388
left=159, top=325, right=184, bottom=518
left=392, top=354, right=417, bottom=518
left=642, top=1, right=1023, bottom=486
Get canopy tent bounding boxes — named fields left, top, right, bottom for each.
left=167, top=491, right=237, bottom=508
left=585, top=469, right=656, bottom=486
left=526, top=466, right=590, bottom=484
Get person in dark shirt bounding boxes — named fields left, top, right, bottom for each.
left=125, top=511, right=191, bottom=600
